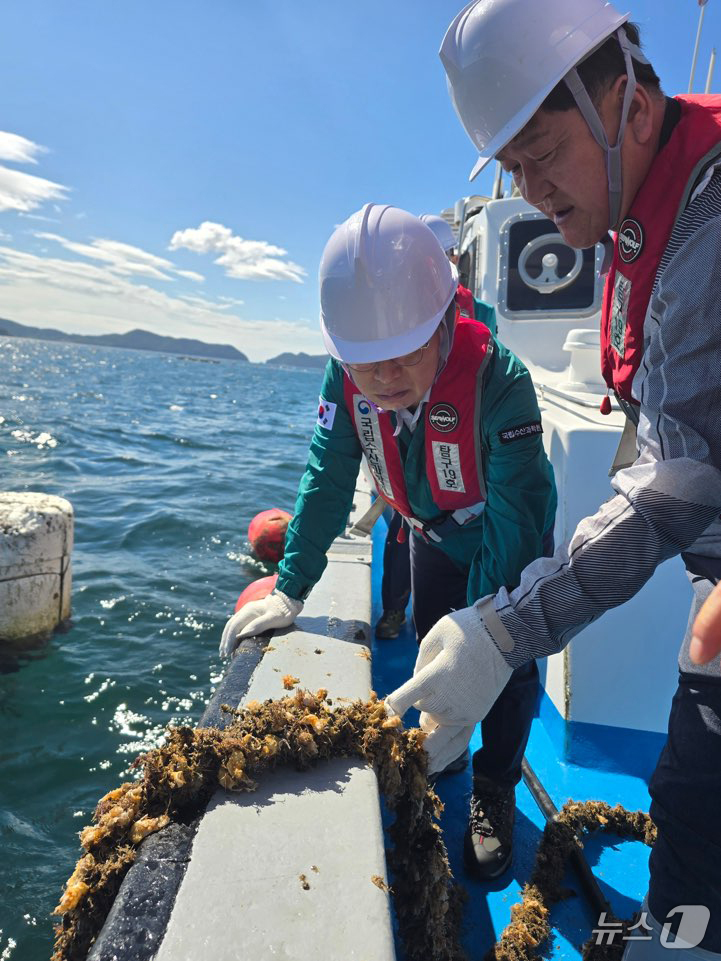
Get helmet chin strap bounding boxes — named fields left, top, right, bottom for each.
left=563, top=29, right=650, bottom=231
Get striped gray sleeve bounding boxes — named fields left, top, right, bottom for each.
left=491, top=178, right=721, bottom=668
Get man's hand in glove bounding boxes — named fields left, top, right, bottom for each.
left=219, top=589, right=303, bottom=657
left=384, top=597, right=515, bottom=774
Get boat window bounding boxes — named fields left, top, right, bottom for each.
left=506, top=220, right=597, bottom=313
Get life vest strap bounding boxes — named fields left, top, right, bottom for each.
left=404, top=501, right=486, bottom=544
left=615, top=392, right=640, bottom=427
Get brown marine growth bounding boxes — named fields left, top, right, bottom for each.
left=52, top=690, right=466, bottom=961
left=487, top=800, right=656, bottom=961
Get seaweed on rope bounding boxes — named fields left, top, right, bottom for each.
left=51, top=689, right=467, bottom=961
left=52, top=686, right=658, bottom=961
left=486, top=800, right=657, bottom=961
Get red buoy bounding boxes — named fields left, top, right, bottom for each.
left=235, top=574, right=278, bottom=612
left=247, top=508, right=292, bottom=563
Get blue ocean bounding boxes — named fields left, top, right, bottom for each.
left=0, top=336, right=324, bottom=960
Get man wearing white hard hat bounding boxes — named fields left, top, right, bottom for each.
left=373, top=210, right=493, bottom=642
left=386, top=0, right=721, bottom=954
left=419, top=213, right=478, bottom=320
left=221, top=203, right=557, bottom=880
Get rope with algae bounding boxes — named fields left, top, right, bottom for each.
left=486, top=800, right=657, bottom=961
left=52, top=686, right=659, bottom=961
left=51, top=689, right=467, bottom=961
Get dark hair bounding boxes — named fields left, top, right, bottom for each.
left=542, top=22, right=662, bottom=111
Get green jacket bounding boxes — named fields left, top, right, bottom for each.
left=277, top=337, right=556, bottom=607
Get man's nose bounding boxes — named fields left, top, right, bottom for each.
left=520, top=162, right=553, bottom=208
left=374, top=360, right=401, bottom=384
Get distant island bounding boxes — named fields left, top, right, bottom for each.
left=0, top=317, right=249, bottom=363
left=265, top=351, right=328, bottom=369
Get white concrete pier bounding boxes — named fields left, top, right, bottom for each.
left=0, top=492, right=73, bottom=646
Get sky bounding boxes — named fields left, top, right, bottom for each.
left=1, top=1, right=719, bottom=362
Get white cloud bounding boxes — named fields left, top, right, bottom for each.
left=175, top=268, right=204, bottom=282
left=0, top=132, right=44, bottom=165
left=177, top=293, right=234, bottom=311
left=0, top=166, right=68, bottom=214
left=169, top=221, right=306, bottom=284
left=0, top=244, right=322, bottom=361
left=18, top=211, right=62, bottom=223
left=34, top=232, right=203, bottom=283
left=0, top=131, right=68, bottom=214
left=0, top=134, right=314, bottom=360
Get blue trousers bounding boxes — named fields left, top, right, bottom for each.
left=647, top=671, right=721, bottom=952
left=409, top=531, right=539, bottom=787
left=380, top=509, right=411, bottom=613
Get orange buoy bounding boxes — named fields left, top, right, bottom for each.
left=247, top=508, right=292, bottom=563
left=234, top=574, right=278, bottom=612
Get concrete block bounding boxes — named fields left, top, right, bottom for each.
left=0, top=492, right=73, bottom=645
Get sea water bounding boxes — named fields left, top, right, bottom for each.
left=0, top=336, right=324, bottom=960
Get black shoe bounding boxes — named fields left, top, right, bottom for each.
left=375, top=609, right=406, bottom=639
left=464, top=776, right=514, bottom=880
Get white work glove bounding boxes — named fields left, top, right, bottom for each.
left=422, top=723, right=477, bottom=776
left=219, top=589, right=304, bottom=658
left=385, top=598, right=514, bottom=775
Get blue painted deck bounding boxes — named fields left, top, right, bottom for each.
left=369, top=519, right=658, bottom=961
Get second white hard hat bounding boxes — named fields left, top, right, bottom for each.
left=419, top=213, right=457, bottom=253
left=319, top=204, right=458, bottom=365
left=439, top=0, right=629, bottom=180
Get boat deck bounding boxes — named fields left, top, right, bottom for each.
left=369, top=520, right=655, bottom=961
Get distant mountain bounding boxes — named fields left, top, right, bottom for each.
left=265, top=351, right=328, bottom=369
left=0, top=317, right=249, bottom=362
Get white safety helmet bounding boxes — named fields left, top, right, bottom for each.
left=440, top=0, right=648, bottom=227
left=319, top=204, right=458, bottom=365
left=419, top=213, right=457, bottom=253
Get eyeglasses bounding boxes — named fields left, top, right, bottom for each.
left=347, top=342, right=431, bottom=373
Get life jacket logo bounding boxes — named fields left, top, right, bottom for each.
left=428, top=403, right=459, bottom=433
left=618, top=219, right=644, bottom=264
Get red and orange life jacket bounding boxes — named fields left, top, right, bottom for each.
left=456, top=283, right=475, bottom=319
left=601, top=95, right=721, bottom=407
left=343, top=318, right=493, bottom=539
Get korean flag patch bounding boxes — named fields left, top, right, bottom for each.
left=317, top=397, right=337, bottom=430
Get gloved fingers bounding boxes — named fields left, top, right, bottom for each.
left=424, top=723, right=475, bottom=776
left=413, top=623, right=448, bottom=674
left=405, top=662, right=473, bottom=726
left=230, top=599, right=267, bottom=633
left=384, top=660, right=440, bottom=720
left=218, top=600, right=269, bottom=656
left=419, top=711, right=436, bottom=734
left=219, top=616, right=242, bottom=658
left=234, top=611, right=276, bottom=640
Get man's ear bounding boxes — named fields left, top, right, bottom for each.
left=613, top=74, right=655, bottom=146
